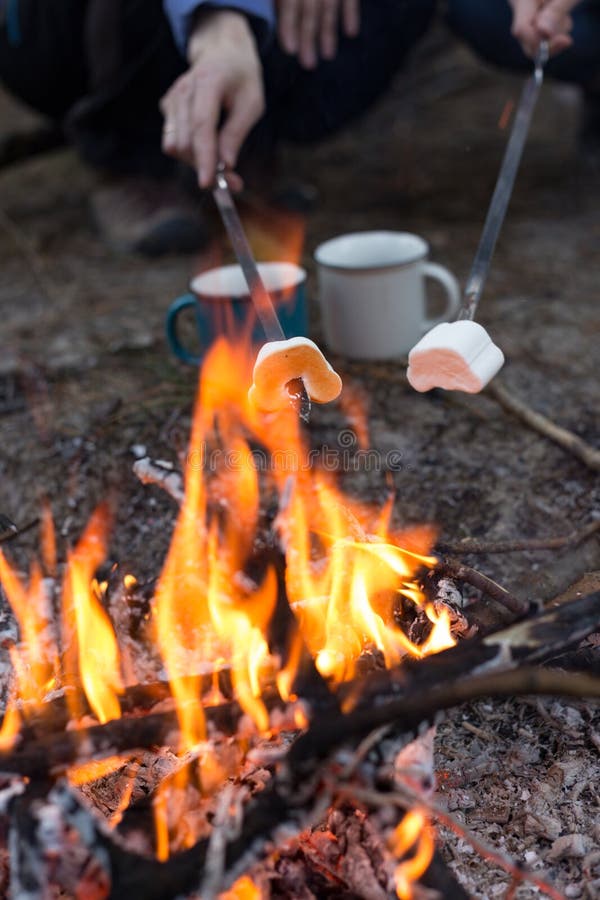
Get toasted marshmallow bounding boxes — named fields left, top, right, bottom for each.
left=249, top=337, right=342, bottom=411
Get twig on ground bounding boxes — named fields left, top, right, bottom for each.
left=0, top=517, right=39, bottom=545
left=436, top=557, right=528, bottom=615
left=132, top=458, right=184, bottom=505
left=488, top=380, right=600, bottom=472
left=437, top=518, right=600, bottom=555
left=0, top=514, right=18, bottom=539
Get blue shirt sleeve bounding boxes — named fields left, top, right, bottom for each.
left=164, top=0, right=274, bottom=54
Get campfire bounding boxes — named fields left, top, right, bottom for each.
left=0, top=335, right=597, bottom=900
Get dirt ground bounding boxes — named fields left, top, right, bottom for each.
left=0, top=26, right=599, bottom=900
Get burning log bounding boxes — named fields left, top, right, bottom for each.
left=284, top=590, right=600, bottom=777
left=0, top=592, right=596, bottom=776
left=0, top=587, right=596, bottom=897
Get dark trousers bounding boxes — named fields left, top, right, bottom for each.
left=0, top=0, right=185, bottom=174
left=1, top=0, right=600, bottom=176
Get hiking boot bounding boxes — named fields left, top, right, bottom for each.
left=90, top=175, right=210, bottom=256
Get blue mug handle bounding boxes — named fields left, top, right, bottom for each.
left=165, top=293, right=202, bottom=365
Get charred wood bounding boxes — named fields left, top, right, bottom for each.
left=435, top=557, right=529, bottom=615
left=0, top=592, right=597, bottom=777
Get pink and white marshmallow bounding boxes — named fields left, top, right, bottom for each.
left=407, top=321, right=505, bottom=394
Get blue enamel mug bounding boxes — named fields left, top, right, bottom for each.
left=166, top=262, right=308, bottom=365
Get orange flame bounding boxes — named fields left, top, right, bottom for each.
left=62, top=505, right=123, bottom=724
left=220, top=875, right=262, bottom=900
left=278, top=474, right=451, bottom=683
left=68, top=755, right=129, bottom=786
left=154, top=333, right=454, bottom=715
left=0, top=549, right=58, bottom=715
left=275, top=630, right=303, bottom=702
left=389, top=809, right=435, bottom=899
left=153, top=338, right=278, bottom=749
left=0, top=692, right=21, bottom=751
left=154, top=779, right=170, bottom=862
left=206, top=532, right=276, bottom=733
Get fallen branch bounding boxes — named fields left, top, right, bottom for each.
left=436, top=557, right=528, bottom=615
left=488, top=380, right=600, bottom=472
left=293, top=665, right=600, bottom=780
left=437, top=517, right=600, bottom=555
left=0, top=517, right=39, bottom=545
left=0, top=514, right=17, bottom=540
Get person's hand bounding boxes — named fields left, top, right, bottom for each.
left=276, top=0, right=360, bottom=69
left=160, top=10, right=265, bottom=188
left=510, top=0, right=581, bottom=58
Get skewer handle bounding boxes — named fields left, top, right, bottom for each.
left=460, top=41, right=549, bottom=322
left=213, top=167, right=286, bottom=342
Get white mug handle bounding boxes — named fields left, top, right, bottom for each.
left=422, top=262, right=461, bottom=331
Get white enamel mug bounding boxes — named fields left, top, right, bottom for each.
left=314, top=231, right=461, bottom=360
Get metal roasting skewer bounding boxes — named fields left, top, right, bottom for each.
left=213, top=165, right=311, bottom=421
left=459, top=40, right=549, bottom=322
